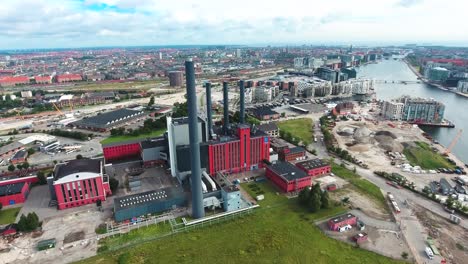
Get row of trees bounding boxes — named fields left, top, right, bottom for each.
left=7, top=162, right=30, bottom=172
left=47, top=129, right=93, bottom=141
left=298, top=184, right=330, bottom=212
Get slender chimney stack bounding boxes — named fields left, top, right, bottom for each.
left=223, top=81, right=230, bottom=135
left=185, top=59, right=204, bottom=219
left=239, top=80, right=245, bottom=124
left=205, top=82, right=213, bottom=139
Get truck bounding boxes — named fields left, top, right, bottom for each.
left=449, top=214, right=461, bottom=224
left=424, top=247, right=434, bottom=260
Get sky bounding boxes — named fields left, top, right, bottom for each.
left=1, top=0, right=467, bottom=49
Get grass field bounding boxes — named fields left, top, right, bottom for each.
left=331, top=163, right=387, bottom=209
left=100, top=129, right=166, bottom=145
left=277, top=118, right=313, bottom=144
left=403, top=141, right=455, bottom=170
left=78, top=181, right=404, bottom=264
left=0, top=207, right=21, bottom=225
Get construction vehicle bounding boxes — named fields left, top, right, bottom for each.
left=444, top=129, right=463, bottom=156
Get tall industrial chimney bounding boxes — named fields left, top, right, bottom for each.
left=205, top=82, right=213, bottom=139
left=185, top=59, right=204, bottom=219
left=223, top=81, right=230, bottom=135
left=239, top=80, right=245, bottom=124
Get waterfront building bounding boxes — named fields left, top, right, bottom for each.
left=425, top=66, right=450, bottom=82
left=397, top=96, right=445, bottom=124
left=457, top=80, right=468, bottom=93
left=381, top=101, right=404, bottom=120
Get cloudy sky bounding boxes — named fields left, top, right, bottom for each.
left=1, top=0, right=467, bottom=49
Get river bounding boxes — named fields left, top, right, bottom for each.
left=357, top=59, right=468, bottom=164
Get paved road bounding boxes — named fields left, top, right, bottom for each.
left=349, top=209, right=399, bottom=231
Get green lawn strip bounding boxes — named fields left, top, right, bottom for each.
left=100, top=129, right=166, bottom=145
left=331, top=163, right=387, bottom=209
left=0, top=207, right=21, bottom=225
left=403, top=141, right=454, bottom=170
left=278, top=118, right=314, bottom=143
left=77, top=181, right=403, bottom=264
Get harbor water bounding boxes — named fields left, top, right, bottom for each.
left=357, top=59, right=468, bottom=164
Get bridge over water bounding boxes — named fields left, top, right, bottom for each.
left=374, top=80, right=422, bottom=84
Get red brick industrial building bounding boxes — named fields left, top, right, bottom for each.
left=49, top=159, right=111, bottom=210
left=265, top=161, right=311, bottom=193
left=279, top=147, right=306, bottom=162
left=327, top=213, right=358, bottom=231
left=34, top=76, right=52, bottom=84
left=0, top=182, right=30, bottom=206
left=295, top=159, right=331, bottom=177
left=0, top=76, right=30, bottom=87
left=56, top=74, right=82, bottom=83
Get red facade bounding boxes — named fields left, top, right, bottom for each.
left=208, top=126, right=270, bottom=175
left=295, top=163, right=331, bottom=177
left=54, top=176, right=111, bottom=210
left=103, top=143, right=141, bottom=162
left=0, top=182, right=30, bottom=206
left=0, top=76, right=30, bottom=86
left=56, top=74, right=82, bottom=83
left=265, top=167, right=312, bottom=193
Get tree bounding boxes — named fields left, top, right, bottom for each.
left=401, top=252, right=408, bottom=259
left=27, top=148, right=36, bottom=155
left=308, top=191, right=322, bottom=213
left=298, top=188, right=310, bottom=206
left=16, top=164, right=23, bottom=170
left=109, top=177, right=119, bottom=194
left=22, top=162, right=29, bottom=170
left=281, top=112, right=286, bottom=117
left=321, top=191, right=330, bottom=209
left=17, top=212, right=40, bottom=232
left=446, top=196, right=455, bottom=208
left=148, top=95, right=155, bottom=107
left=36, top=171, right=47, bottom=185
left=76, top=154, right=83, bottom=160
left=0, top=203, right=2, bottom=211
left=8, top=164, right=15, bottom=172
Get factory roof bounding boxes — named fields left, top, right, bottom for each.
left=251, top=107, right=279, bottom=117
left=88, top=91, right=115, bottom=98
left=72, top=108, right=144, bottom=129
left=141, top=137, right=167, bottom=149
left=286, top=146, right=306, bottom=154
left=257, top=123, right=278, bottom=132
left=171, top=116, right=205, bottom=125
left=114, top=187, right=184, bottom=211
left=54, top=159, right=101, bottom=180
left=11, top=149, right=28, bottom=160
left=18, top=134, right=56, bottom=145
left=296, top=159, right=330, bottom=170
left=329, top=213, right=356, bottom=223
left=0, top=182, right=25, bottom=197
left=266, top=161, right=308, bottom=182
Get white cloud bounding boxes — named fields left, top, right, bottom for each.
left=0, top=0, right=467, bottom=49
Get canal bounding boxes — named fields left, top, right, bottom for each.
left=357, top=59, right=468, bottom=164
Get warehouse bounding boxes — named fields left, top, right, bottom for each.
left=295, top=159, right=331, bottom=177
left=71, top=108, right=145, bottom=132
left=102, top=136, right=168, bottom=164
left=279, top=147, right=306, bottom=162
left=114, top=187, right=186, bottom=222
left=265, top=161, right=311, bottom=192
left=48, top=159, right=112, bottom=210
left=328, top=213, right=358, bottom=231
left=0, top=182, right=30, bottom=206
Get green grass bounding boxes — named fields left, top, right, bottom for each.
left=278, top=118, right=314, bottom=144
left=77, top=181, right=404, bottom=264
left=100, top=129, right=166, bottom=145
left=0, top=207, right=21, bottom=225
left=331, top=163, right=387, bottom=209
left=403, top=141, right=455, bottom=170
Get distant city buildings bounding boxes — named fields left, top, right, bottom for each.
left=457, top=80, right=468, bottom=94
left=424, top=66, right=450, bottom=82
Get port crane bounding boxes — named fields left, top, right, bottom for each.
left=444, top=129, right=463, bottom=155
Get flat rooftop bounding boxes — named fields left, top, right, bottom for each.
left=72, top=108, right=144, bottom=129
left=267, top=161, right=308, bottom=182
left=114, top=187, right=185, bottom=212
left=0, top=182, right=25, bottom=196
left=54, top=159, right=101, bottom=180
left=296, top=159, right=329, bottom=170
left=329, top=213, right=356, bottom=223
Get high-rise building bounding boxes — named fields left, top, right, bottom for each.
left=236, top=48, right=242, bottom=58
left=398, top=96, right=445, bottom=123
left=381, top=101, right=404, bottom=120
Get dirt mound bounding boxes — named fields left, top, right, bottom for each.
left=353, top=126, right=373, bottom=144
left=337, top=126, right=355, bottom=136
left=375, top=130, right=397, bottom=139
left=375, top=134, right=404, bottom=152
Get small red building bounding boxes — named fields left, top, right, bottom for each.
left=279, top=147, right=306, bottom=162
left=10, top=149, right=28, bottom=165
left=265, top=161, right=311, bottom=192
left=328, top=213, right=358, bottom=231
left=102, top=141, right=142, bottom=162
left=333, top=102, right=354, bottom=116
left=0, top=182, right=30, bottom=206
left=353, top=233, right=368, bottom=243
left=295, top=159, right=331, bottom=177
left=50, top=159, right=111, bottom=210
left=56, top=74, right=82, bottom=83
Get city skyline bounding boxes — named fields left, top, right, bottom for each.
left=1, top=0, right=468, bottom=49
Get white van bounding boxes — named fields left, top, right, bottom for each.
left=425, top=247, right=434, bottom=260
